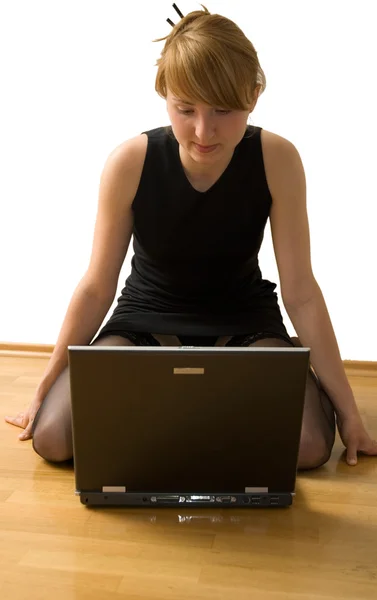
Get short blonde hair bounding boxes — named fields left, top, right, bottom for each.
left=153, top=4, right=266, bottom=111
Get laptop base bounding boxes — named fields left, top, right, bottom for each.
left=79, top=492, right=293, bottom=508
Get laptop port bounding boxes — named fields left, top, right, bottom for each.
left=151, top=495, right=182, bottom=503
left=186, top=495, right=215, bottom=503
left=270, top=496, right=279, bottom=505
left=215, top=496, right=236, bottom=503
left=251, top=496, right=261, bottom=505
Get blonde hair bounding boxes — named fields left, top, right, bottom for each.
left=153, top=4, right=266, bottom=111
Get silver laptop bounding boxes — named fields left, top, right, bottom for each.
left=68, top=345, right=310, bottom=508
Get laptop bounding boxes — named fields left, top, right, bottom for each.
left=67, top=345, right=310, bottom=508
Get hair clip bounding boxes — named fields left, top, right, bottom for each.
left=167, top=3, right=185, bottom=27
left=173, top=3, right=184, bottom=18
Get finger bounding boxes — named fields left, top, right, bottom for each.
left=346, top=443, right=358, bottom=466
left=4, top=413, right=26, bottom=429
left=19, top=419, right=34, bottom=440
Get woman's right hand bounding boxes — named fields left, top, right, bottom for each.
left=4, top=391, right=44, bottom=440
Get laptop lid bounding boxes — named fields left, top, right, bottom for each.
left=68, top=346, right=309, bottom=499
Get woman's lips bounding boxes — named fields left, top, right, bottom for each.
left=194, top=143, right=218, bottom=153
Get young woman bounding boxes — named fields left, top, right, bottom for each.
left=6, top=4, right=377, bottom=469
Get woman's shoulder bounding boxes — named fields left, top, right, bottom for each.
left=260, top=128, right=294, bottom=152
left=260, top=128, right=297, bottom=188
left=111, top=133, right=148, bottom=166
left=112, top=126, right=172, bottom=164
left=105, top=133, right=149, bottom=189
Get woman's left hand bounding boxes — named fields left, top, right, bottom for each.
left=337, top=412, right=377, bottom=466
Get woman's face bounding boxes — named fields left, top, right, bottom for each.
left=166, top=88, right=253, bottom=167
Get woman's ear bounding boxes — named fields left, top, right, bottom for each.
left=250, top=85, right=262, bottom=111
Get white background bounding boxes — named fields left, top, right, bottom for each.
left=1, top=1, right=376, bottom=360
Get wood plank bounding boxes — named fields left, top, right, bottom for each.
left=1, top=354, right=376, bottom=600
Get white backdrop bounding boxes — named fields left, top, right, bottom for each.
left=1, top=0, right=376, bottom=360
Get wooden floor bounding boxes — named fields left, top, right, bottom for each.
left=0, top=354, right=376, bottom=600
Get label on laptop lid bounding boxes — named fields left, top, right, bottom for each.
left=174, top=367, right=205, bottom=374
left=245, top=487, right=269, bottom=493
left=102, top=486, right=126, bottom=493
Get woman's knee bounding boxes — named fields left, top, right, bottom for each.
left=32, top=429, right=73, bottom=463
left=298, top=430, right=332, bottom=470
left=32, top=413, right=73, bottom=463
left=31, top=367, right=73, bottom=463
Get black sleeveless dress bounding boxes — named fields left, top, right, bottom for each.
left=94, top=125, right=291, bottom=342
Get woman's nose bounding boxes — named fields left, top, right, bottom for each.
left=194, top=116, right=215, bottom=142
